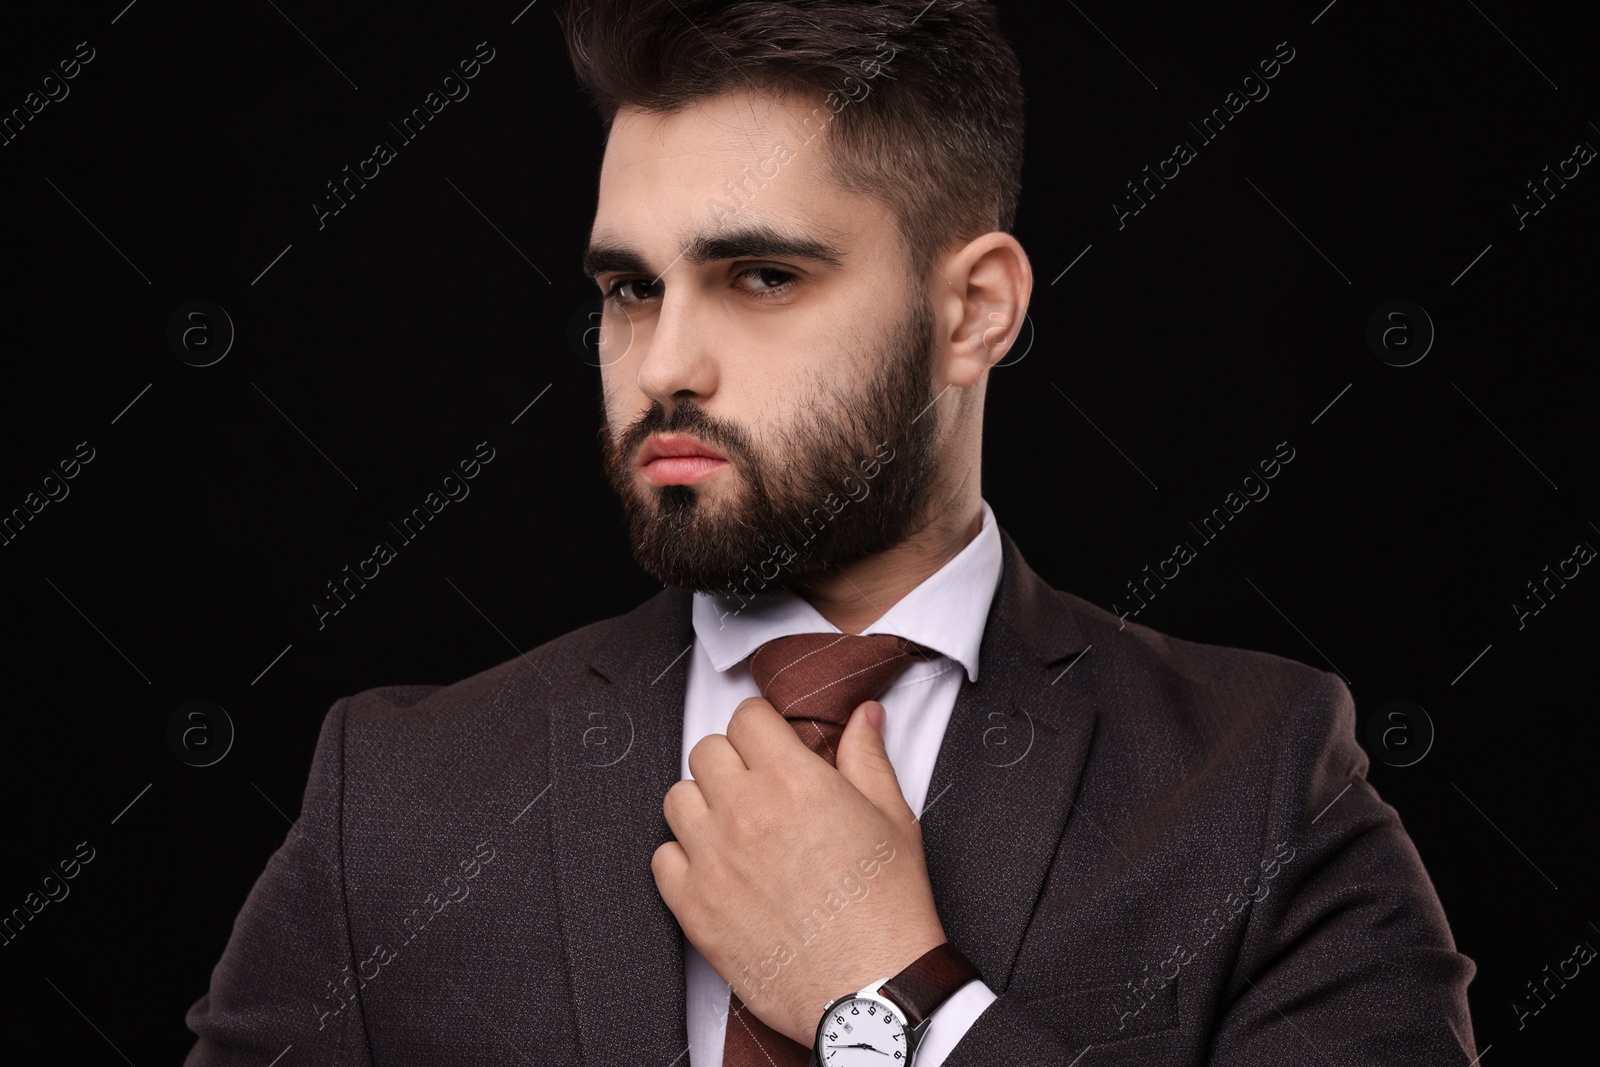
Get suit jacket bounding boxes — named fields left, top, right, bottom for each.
left=184, top=527, right=1477, bottom=1064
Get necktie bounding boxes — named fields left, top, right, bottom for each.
left=719, top=632, right=937, bottom=1067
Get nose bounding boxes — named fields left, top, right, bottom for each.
left=631, top=283, right=719, bottom=413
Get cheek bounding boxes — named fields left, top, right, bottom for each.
left=599, top=371, right=640, bottom=425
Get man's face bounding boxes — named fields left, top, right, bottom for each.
left=586, top=90, right=944, bottom=599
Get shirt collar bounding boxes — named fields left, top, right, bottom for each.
left=690, top=498, right=1002, bottom=683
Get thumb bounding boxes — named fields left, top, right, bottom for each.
left=836, top=700, right=913, bottom=819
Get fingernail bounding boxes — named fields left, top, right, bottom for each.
left=863, top=700, right=885, bottom=733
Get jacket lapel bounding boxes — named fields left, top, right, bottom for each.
left=547, top=587, right=696, bottom=1066
left=919, top=528, right=1101, bottom=991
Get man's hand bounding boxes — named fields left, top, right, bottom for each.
left=652, top=697, right=947, bottom=1046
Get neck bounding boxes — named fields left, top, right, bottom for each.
left=788, top=497, right=984, bottom=635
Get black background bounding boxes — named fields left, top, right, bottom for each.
left=1, top=0, right=1595, bottom=1061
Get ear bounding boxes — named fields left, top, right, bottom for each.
left=933, top=232, right=1034, bottom=389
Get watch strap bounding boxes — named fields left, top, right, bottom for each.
left=877, top=942, right=980, bottom=1029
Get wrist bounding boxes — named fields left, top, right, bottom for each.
left=808, top=943, right=980, bottom=1066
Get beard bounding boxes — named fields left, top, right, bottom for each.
left=599, top=284, right=941, bottom=601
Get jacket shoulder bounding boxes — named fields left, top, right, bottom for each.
left=336, top=592, right=670, bottom=741
left=1046, top=582, right=1341, bottom=739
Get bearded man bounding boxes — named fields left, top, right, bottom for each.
left=184, top=2, right=1477, bottom=1064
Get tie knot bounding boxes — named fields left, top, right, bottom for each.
left=749, top=632, right=936, bottom=765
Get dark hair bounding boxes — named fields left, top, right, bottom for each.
left=558, top=0, right=1025, bottom=275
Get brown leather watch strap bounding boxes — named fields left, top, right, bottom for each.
left=877, top=943, right=981, bottom=1029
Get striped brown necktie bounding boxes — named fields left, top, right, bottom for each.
left=719, top=632, right=937, bottom=1067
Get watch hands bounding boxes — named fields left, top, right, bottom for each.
left=827, top=1043, right=889, bottom=1055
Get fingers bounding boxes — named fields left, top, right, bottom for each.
left=725, top=696, right=807, bottom=768
left=650, top=839, right=689, bottom=903
left=837, top=701, right=916, bottom=823
left=662, top=777, right=707, bottom=850
left=687, top=732, right=748, bottom=799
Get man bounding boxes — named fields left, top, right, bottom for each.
left=184, top=1, right=1478, bottom=1063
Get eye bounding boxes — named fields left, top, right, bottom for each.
left=604, top=276, right=660, bottom=305
left=734, top=266, right=797, bottom=297
left=602, top=266, right=799, bottom=306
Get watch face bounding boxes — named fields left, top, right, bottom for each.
left=816, top=995, right=908, bottom=1065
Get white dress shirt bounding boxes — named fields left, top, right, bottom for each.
left=680, top=498, right=1004, bottom=1066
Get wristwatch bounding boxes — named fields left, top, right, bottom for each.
left=808, top=943, right=980, bottom=1066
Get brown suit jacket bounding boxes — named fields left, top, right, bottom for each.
left=184, top=527, right=1477, bottom=1064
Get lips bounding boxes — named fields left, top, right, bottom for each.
left=638, top=434, right=729, bottom=486
left=638, top=434, right=728, bottom=465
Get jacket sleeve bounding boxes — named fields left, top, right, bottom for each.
left=938, top=669, right=1478, bottom=1066
left=1204, top=669, right=1477, bottom=1063
left=183, top=698, right=375, bottom=1066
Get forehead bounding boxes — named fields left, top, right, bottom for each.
left=590, top=89, right=892, bottom=263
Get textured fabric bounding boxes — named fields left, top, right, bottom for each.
left=753, top=632, right=938, bottom=762
left=722, top=632, right=937, bottom=1067
left=182, top=524, right=1479, bottom=1066
left=682, top=501, right=1002, bottom=1067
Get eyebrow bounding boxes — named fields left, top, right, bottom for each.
left=581, top=223, right=848, bottom=280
